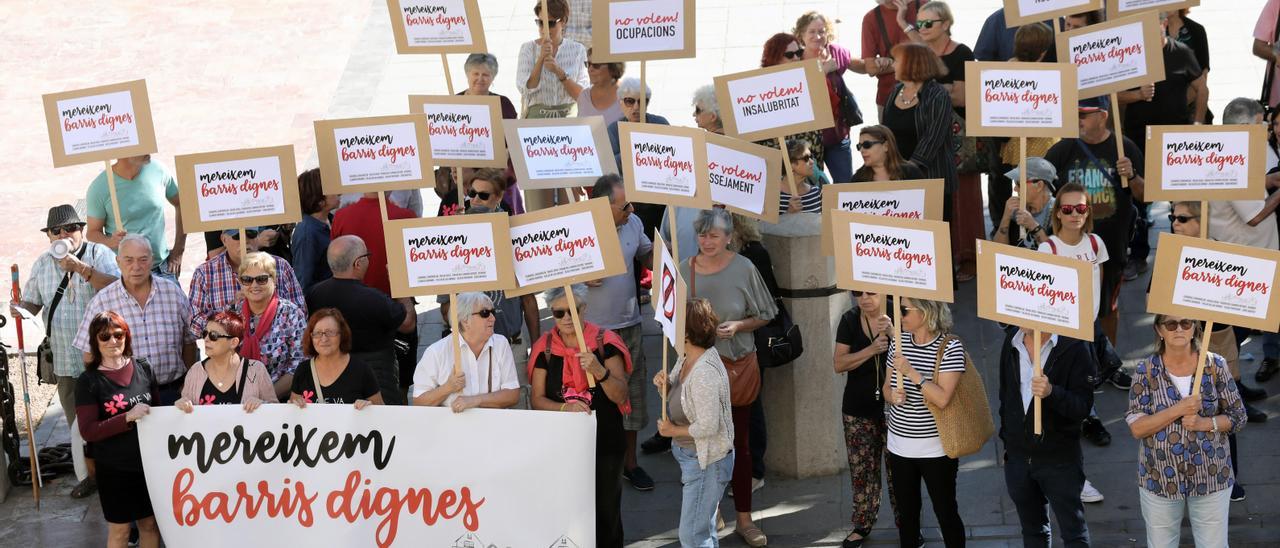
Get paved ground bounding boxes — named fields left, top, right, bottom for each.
left=3, top=1, right=1279, bottom=546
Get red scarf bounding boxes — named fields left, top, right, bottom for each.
left=528, top=322, right=633, bottom=415
left=239, top=293, right=280, bottom=364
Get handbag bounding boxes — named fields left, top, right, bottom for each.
left=755, top=298, right=804, bottom=369
left=690, top=255, right=761, bottom=406
left=924, top=335, right=995, bottom=458
left=950, top=110, right=988, bottom=175
left=37, top=245, right=88, bottom=384
left=834, top=74, right=863, bottom=128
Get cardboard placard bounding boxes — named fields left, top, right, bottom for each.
left=652, top=232, right=687, bottom=349
left=590, top=0, right=696, bottom=62
left=384, top=213, right=516, bottom=298
left=976, top=240, right=1095, bottom=341
left=820, top=180, right=945, bottom=255
left=1148, top=233, right=1280, bottom=332
left=409, top=94, right=508, bottom=168
left=705, top=132, right=782, bottom=224
left=618, top=122, right=711, bottom=209
left=831, top=211, right=954, bottom=303
left=505, top=198, right=627, bottom=297
left=1003, top=0, right=1104, bottom=27
left=1056, top=12, right=1165, bottom=99
left=314, top=114, right=434, bottom=195
left=387, top=0, right=487, bottom=54
left=1142, top=124, right=1268, bottom=202
left=965, top=62, right=1079, bottom=138
left=713, top=60, right=835, bottom=142
left=42, top=80, right=157, bottom=167
left=1107, top=0, right=1199, bottom=20
left=503, top=117, right=616, bottom=190
left=174, top=146, right=301, bottom=233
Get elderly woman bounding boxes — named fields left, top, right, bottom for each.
left=460, top=53, right=523, bottom=215
left=607, top=78, right=670, bottom=158
left=796, top=10, right=862, bottom=182
left=290, top=168, right=336, bottom=291
left=653, top=299, right=735, bottom=546
left=883, top=298, right=966, bottom=548
left=578, top=48, right=624, bottom=125
left=528, top=284, right=632, bottom=547
left=834, top=290, right=898, bottom=547
left=851, top=125, right=925, bottom=182
left=1127, top=315, right=1245, bottom=547
left=679, top=208, right=777, bottom=547
left=176, top=311, right=277, bottom=411
left=230, top=252, right=307, bottom=400
left=290, top=308, right=382, bottom=408
left=691, top=84, right=725, bottom=135
left=75, top=312, right=160, bottom=548
left=465, top=168, right=510, bottom=213
left=413, top=292, right=520, bottom=412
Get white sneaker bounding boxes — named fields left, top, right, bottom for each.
left=751, top=477, right=765, bottom=493
left=1080, top=479, right=1104, bottom=503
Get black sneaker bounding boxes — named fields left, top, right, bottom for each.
left=640, top=433, right=671, bottom=454
left=1082, top=416, right=1112, bottom=447
left=1245, top=402, right=1268, bottom=423
left=1231, top=483, right=1247, bottom=502
left=1237, top=380, right=1268, bottom=402
left=1256, top=358, right=1280, bottom=383
left=1109, top=369, right=1133, bottom=390
left=622, top=466, right=656, bottom=491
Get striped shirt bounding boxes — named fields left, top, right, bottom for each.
left=778, top=184, right=823, bottom=214
left=886, top=333, right=966, bottom=458
left=73, top=275, right=195, bottom=384
left=516, top=38, right=589, bottom=109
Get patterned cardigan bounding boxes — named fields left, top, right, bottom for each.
left=671, top=347, right=735, bottom=470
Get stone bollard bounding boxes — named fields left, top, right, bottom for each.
left=759, top=213, right=849, bottom=479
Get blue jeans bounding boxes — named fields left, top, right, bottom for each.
left=823, top=138, right=853, bottom=183
left=1139, top=487, right=1230, bottom=548
left=673, top=444, right=733, bottom=547
left=1004, top=451, right=1090, bottom=547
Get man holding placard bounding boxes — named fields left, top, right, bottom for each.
left=85, top=155, right=186, bottom=279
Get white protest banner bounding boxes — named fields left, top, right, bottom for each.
left=1143, top=124, right=1268, bottom=202
left=619, top=122, right=710, bottom=208
left=385, top=214, right=515, bottom=298
left=387, top=0, right=487, bottom=54
left=705, top=132, right=781, bottom=224
left=315, top=115, right=435, bottom=195
left=652, top=232, right=686, bottom=348
left=1149, top=233, right=1280, bottom=331
left=1107, top=0, right=1199, bottom=19
left=820, top=180, right=944, bottom=255
left=506, top=197, right=627, bottom=297
left=409, top=94, right=507, bottom=168
left=175, top=146, right=301, bottom=233
left=1004, top=0, right=1103, bottom=26
left=977, top=240, right=1094, bottom=341
left=139, top=405, right=594, bottom=548
left=504, top=117, right=616, bottom=189
left=42, top=79, right=157, bottom=167
left=1056, top=12, right=1165, bottom=98
left=713, top=61, right=834, bottom=143
left=965, top=62, right=1079, bottom=138
left=831, top=211, right=954, bottom=302
left=591, top=0, right=696, bottom=61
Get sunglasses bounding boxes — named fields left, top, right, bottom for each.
left=96, top=330, right=126, bottom=342
left=900, top=306, right=919, bottom=316
left=1058, top=204, right=1089, bottom=215
left=474, top=308, right=496, bottom=319
left=851, top=290, right=878, bottom=298
left=229, top=230, right=260, bottom=241
left=203, top=331, right=235, bottom=342
left=916, top=18, right=944, bottom=29
left=47, top=224, right=83, bottom=236
left=794, top=153, right=813, bottom=162
left=535, top=18, right=559, bottom=28
left=855, top=140, right=884, bottom=151
left=1159, top=319, right=1196, bottom=331
left=1169, top=214, right=1199, bottom=224
left=239, top=274, right=272, bottom=285
left=622, top=97, right=640, bottom=106
left=783, top=48, right=806, bottom=59
left=551, top=307, right=573, bottom=319
left=468, top=190, right=493, bottom=201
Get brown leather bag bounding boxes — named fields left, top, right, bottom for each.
left=690, top=255, right=761, bottom=406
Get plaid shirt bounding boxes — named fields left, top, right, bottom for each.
left=188, top=253, right=306, bottom=340
left=21, top=242, right=120, bottom=376
left=73, top=275, right=195, bottom=384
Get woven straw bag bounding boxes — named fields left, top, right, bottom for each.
left=925, top=335, right=994, bottom=458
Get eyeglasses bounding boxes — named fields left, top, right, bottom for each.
left=228, top=230, right=260, bottom=241
left=203, top=331, right=235, bottom=342
left=96, top=330, right=126, bottom=342
left=1159, top=319, right=1196, bottom=331
left=535, top=18, right=559, bottom=28
left=238, top=274, right=272, bottom=285
left=851, top=290, right=878, bottom=297
left=622, top=97, right=640, bottom=106
left=47, top=224, right=83, bottom=236
left=614, top=201, right=634, bottom=211
left=1169, top=214, right=1199, bottom=224
left=468, top=190, right=493, bottom=201
left=916, top=18, right=944, bottom=29
left=311, top=329, right=340, bottom=339
left=855, top=140, right=885, bottom=151
left=1058, top=204, right=1090, bottom=216
left=783, top=48, right=806, bottom=59
left=694, top=106, right=704, bottom=115
left=353, top=253, right=370, bottom=266
left=585, top=61, right=606, bottom=69
left=474, top=308, right=496, bottom=319
left=551, top=307, right=573, bottom=319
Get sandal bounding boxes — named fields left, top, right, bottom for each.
left=737, top=525, right=768, bottom=547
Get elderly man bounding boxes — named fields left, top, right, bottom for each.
left=188, top=227, right=306, bottom=340
left=84, top=154, right=186, bottom=279
left=74, top=234, right=197, bottom=405
left=12, top=205, right=119, bottom=497
left=584, top=174, right=655, bottom=491
left=306, top=235, right=415, bottom=405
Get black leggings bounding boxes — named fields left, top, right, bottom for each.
left=888, top=452, right=965, bottom=547
left=596, top=452, right=625, bottom=547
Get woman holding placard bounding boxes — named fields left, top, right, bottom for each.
left=577, top=48, right=624, bottom=126
left=778, top=139, right=828, bottom=214
left=1126, top=315, right=1246, bottom=548
left=517, top=0, right=587, bottom=119
left=289, top=308, right=382, bottom=408
left=794, top=11, right=859, bottom=182
left=679, top=209, right=777, bottom=547
left=653, top=299, right=735, bottom=547
left=528, top=284, right=632, bottom=547
left=761, top=32, right=826, bottom=170
left=175, top=311, right=276, bottom=412
left=883, top=298, right=966, bottom=548
left=850, top=125, right=925, bottom=183
left=230, top=252, right=306, bottom=400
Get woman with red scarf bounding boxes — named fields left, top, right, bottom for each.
left=528, top=283, right=632, bottom=548
left=228, top=252, right=307, bottom=401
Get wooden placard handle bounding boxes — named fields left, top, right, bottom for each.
left=1111, top=92, right=1129, bottom=188
left=562, top=285, right=596, bottom=388
left=104, top=159, right=126, bottom=239
left=1032, top=329, right=1043, bottom=435
left=777, top=136, right=799, bottom=197
left=1191, top=320, right=1215, bottom=396
left=893, top=297, right=904, bottom=390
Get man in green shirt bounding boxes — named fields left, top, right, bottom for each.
left=84, top=154, right=186, bottom=279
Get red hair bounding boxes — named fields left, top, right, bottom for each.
left=206, top=311, right=245, bottom=339
left=760, top=33, right=800, bottom=68
left=890, top=42, right=948, bottom=83
left=87, top=312, right=133, bottom=370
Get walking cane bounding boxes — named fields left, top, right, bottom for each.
left=10, top=265, right=41, bottom=509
